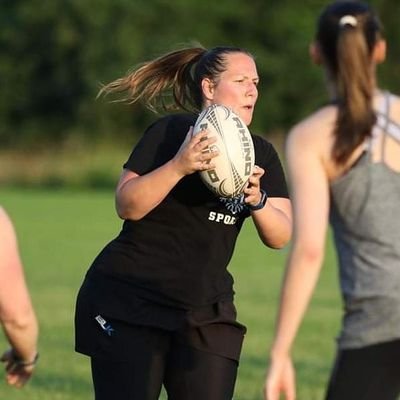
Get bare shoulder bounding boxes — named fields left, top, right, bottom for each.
left=388, top=92, right=400, bottom=124
left=287, top=105, right=336, bottom=151
left=0, top=207, right=12, bottom=230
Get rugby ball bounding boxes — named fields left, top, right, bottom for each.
left=193, top=104, right=255, bottom=198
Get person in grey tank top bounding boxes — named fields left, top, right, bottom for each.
left=264, top=2, right=400, bottom=400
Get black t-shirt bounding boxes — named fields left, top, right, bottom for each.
left=88, top=113, right=288, bottom=308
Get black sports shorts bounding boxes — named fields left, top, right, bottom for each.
left=325, top=338, right=400, bottom=400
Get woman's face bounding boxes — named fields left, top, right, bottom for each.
left=203, top=52, right=259, bottom=126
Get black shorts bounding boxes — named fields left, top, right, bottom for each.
left=326, top=339, right=400, bottom=400
left=74, top=273, right=247, bottom=363
left=74, top=273, right=247, bottom=400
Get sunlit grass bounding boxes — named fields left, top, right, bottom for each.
left=0, top=188, right=341, bottom=400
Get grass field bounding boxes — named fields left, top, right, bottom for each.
left=0, top=187, right=341, bottom=400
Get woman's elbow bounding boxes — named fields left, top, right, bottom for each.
left=263, top=235, right=291, bottom=250
left=262, top=223, right=292, bottom=249
left=290, top=240, right=325, bottom=266
left=115, top=198, right=145, bottom=221
left=116, top=204, right=141, bottom=221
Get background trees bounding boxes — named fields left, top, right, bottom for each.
left=1, top=0, right=399, bottom=147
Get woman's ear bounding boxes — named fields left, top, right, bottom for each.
left=201, top=78, right=214, bottom=101
left=373, top=39, right=386, bottom=64
left=309, top=42, right=323, bottom=65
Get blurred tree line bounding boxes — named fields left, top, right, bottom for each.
left=1, top=0, right=399, bottom=148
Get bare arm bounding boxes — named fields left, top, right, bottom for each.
left=264, top=122, right=330, bottom=400
left=250, top=196, right=292, bottom=249
left=116, top=127, right=218, bottom=220
left=244, top=166, right=292, bottom=249
left=0, top=208, right=39, bottom=387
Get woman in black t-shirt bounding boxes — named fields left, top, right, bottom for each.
left=75, top=45, right=292, bottom=400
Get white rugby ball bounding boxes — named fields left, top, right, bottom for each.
left=193, top=104, right=255, bottom=198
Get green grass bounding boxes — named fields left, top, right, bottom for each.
left=0, top=139, right=130, bottom=189
left=0, top=188, right=341, bottom=400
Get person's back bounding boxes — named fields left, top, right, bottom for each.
left=264, top=3, right=400, bottom=400
left=330, top=91, right=400, bottom=348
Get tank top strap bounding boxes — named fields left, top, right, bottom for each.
left=370, top=90, right=400, bottom=162
left=365, top=91, right=400, bottom=166
left=374, top=91, right=400, bottom=142
left=380, top=91, right=391, bottom=160
left=367, top=91, right=389, bottom=156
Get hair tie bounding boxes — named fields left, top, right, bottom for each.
left=339, top=15, right=358, bottom=28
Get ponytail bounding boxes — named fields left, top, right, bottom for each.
left=98, top=45, right=253, bottom=115
left=334, top=20, right=376, bottom=163
left=98, top=46, right=207, bottom=113
left=316, top=1, right=382, bottom=164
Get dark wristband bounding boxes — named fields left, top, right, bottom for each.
left=248, top=189, right=268, bottom=211
left=11, top=350, right=39, bottom=367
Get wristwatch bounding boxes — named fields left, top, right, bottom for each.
left=248, top=189, right=268, bottom=211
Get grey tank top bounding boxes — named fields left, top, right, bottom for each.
left=330, top=92, right=400, bottom=349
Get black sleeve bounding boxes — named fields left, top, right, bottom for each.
left=252, top=135, right=289, bottom=199
left=123, top=113, right=196, bottom=175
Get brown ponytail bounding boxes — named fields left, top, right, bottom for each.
left=97, top=46, right=206, bottom=113
left=316, top=2, right=382, bottom=164
left=334, top=20, right=376, bottom=163
left=98, top=45, right=253, bottom=115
